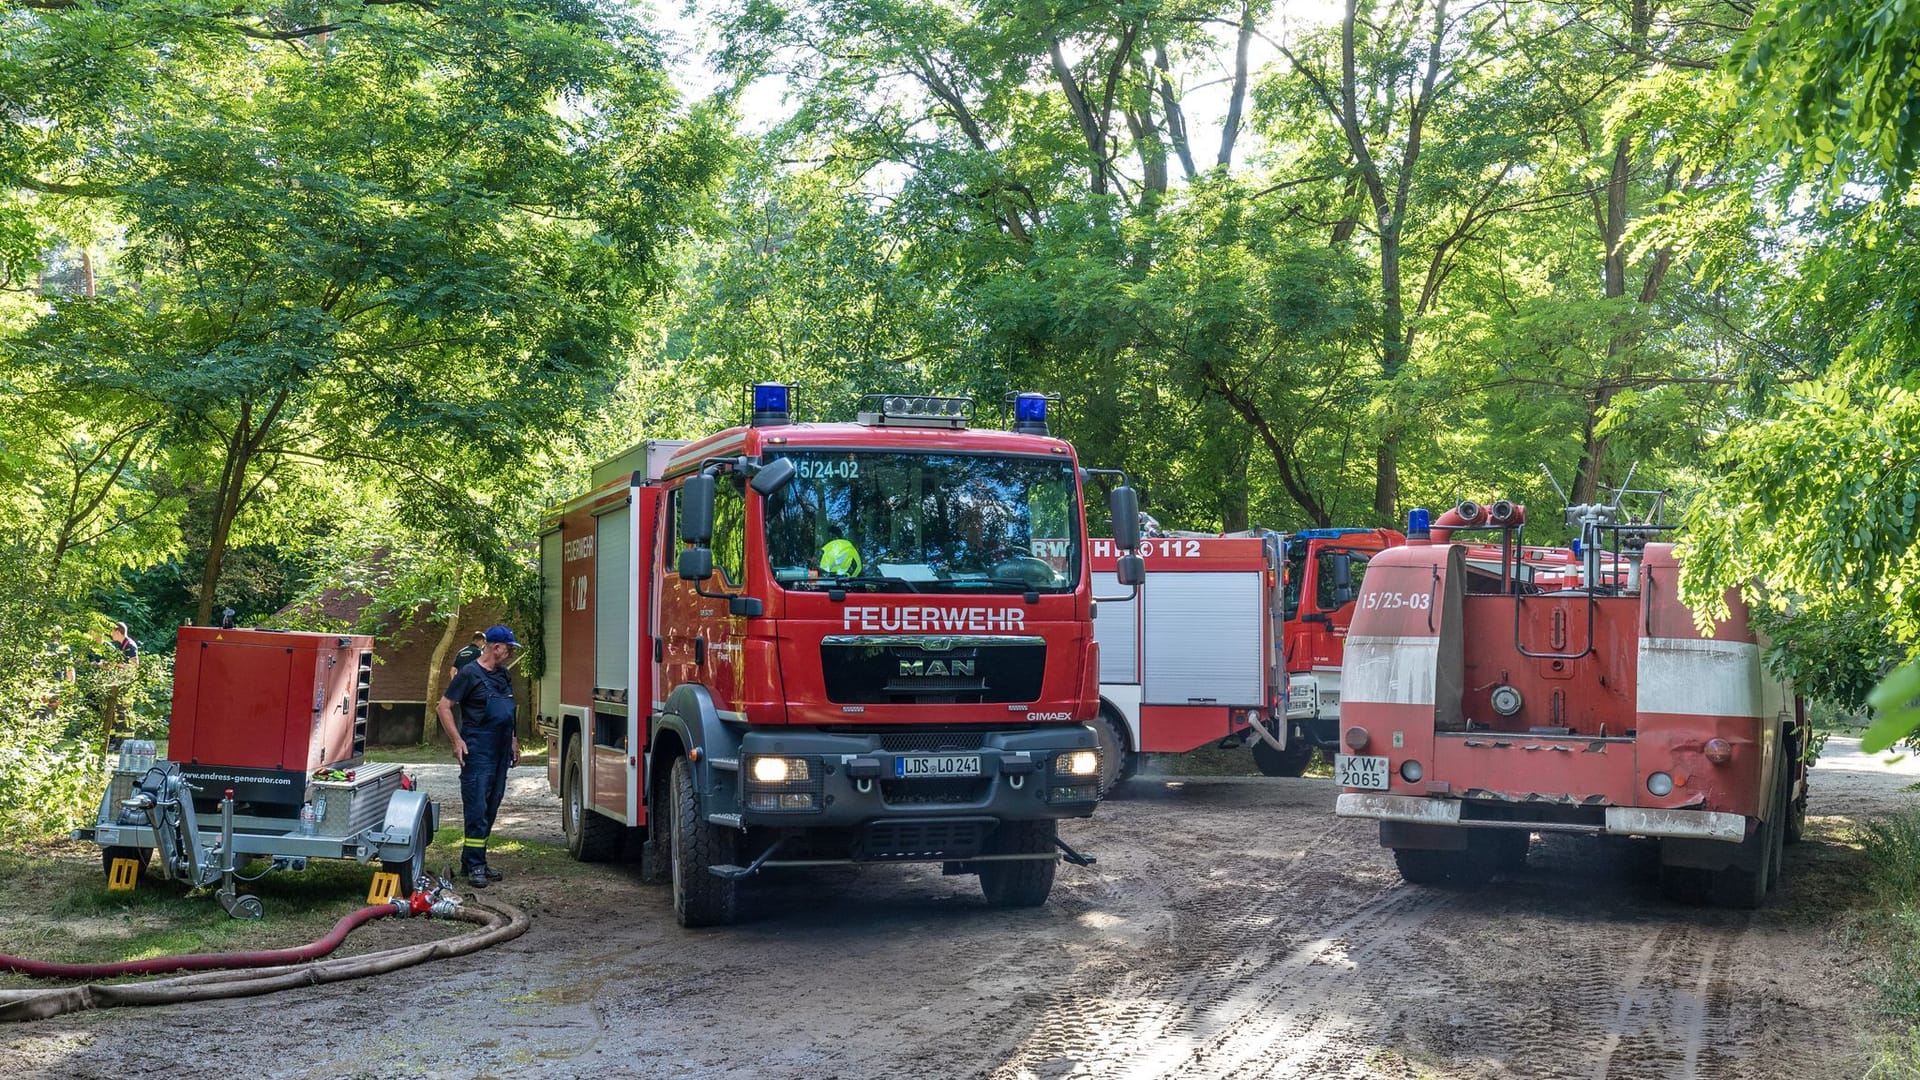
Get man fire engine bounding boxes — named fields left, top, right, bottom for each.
left=1333, top=498, right=1808, bottom=907
left=536, top=386, right=1142, bottom=925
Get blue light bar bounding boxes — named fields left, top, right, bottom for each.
left=1406, top=508, right=1431, bottom=538
left=751, top=382, right=791, bottom=427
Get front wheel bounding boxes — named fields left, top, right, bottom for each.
left=1252, top=734, right=1315, bottom=777
left=979, top=820, right=1058, bottom=908
left=669, top=756, right=739, bottom=927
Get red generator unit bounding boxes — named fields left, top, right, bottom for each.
left=168, top=626, right=374, bottom=813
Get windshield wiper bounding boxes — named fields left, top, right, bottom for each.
left=791, top=574, right=921, bottom=594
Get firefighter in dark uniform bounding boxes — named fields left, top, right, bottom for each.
left=436, top=624, right=521, bottom=888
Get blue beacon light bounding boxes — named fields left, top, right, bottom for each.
left=752, top=383, right=791, bottom=427
left=1012, top=392, right=1049, bottom=434
left=1407, top=507, right=1431, bottom=539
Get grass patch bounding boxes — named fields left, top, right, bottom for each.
left=361, top=742, right=548, bottom=768
left=1853, top=807, right=1920, bottom=1073
left=0, top=826, right=490, bottom=988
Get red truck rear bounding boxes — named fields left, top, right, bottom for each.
left=1333, top=499, right=1808, bottom=907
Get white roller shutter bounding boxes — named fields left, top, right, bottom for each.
left=1092, top=572, right=1139, bottom=684
left=595, top=506, right=630, bottom=694
left=1142, top=571, right=1263, bottom=706
left=539, top=531, right=563, bottom=718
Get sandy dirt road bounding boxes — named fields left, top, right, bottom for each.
left=6, top=738, right=1907, bottom=1080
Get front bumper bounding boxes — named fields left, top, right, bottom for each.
left=727, top=726, right=1100, bottom=830
left=1334, top=792, right=1748, bottom=843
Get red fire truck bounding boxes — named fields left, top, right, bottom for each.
left=1087, top=533, right=1287, bottom=781
left=1277, top=528, right=1406, bottom=770
left=1088, top=527, right=1403, bottom=782
left=536, top=387, right=1142, bottom=925
left=1333, top=499, right=1809, bottom=907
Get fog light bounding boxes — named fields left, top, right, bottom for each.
left=749, top=756, right=809, bottom=783
left=1647, top=771, right=1674, bottom=796
left=1703, top=738, right=1732, bottom=764
left=1059, top=750, right=1100, bottom=777
left=747, top=791, right=818, bottom=812
left=1399, top=759, right=1423, bottom=783
left=1346, top=726, right=1370, bottom=752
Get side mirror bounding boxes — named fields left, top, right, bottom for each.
left=750, top=457, right=796, bottom=496
left=1330, top=554, right=1355, bottom=606
left=728, top=595, right=764, bottom=618
left=678, top=547, right=713, bottom=582
left=1116, top=553, right=1144, bottom=587
left=680, top=474, right=716, bottom=544
left=1109, top=485, right=1141, bottom=550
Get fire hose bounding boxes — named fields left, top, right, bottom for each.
left=0, top=894, right=529, bottom=1023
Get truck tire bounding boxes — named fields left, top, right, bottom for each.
left=669, top=755, right=739, bottom=927
left=563, top=751, right=621, bottom=863
left=979, top=820, right=1058, bottom=908
left=1709, top=812, right=1775, bottom=910
left=1785, top=767, right=1809, bottom=845
left=1767, top=755, right=1789, bottom=890
left=1093, top=711, right=1133, bottom=796
left=1252, top=735, right=1315, bottom=778
left=1392, top=832, right=1502, bottom=888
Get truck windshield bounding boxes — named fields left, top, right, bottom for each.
left=764, top=451, right=1081, bottom=594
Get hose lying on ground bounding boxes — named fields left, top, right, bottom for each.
left=0, top=900, right=530, bottom=1023
left=0, top=904, right=398, bottom=979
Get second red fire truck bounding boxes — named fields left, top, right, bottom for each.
left=536, top=387, right=1141, bottom=925
left=1088, top=526, right=1404, bottom=783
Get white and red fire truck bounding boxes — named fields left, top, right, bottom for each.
left=1333, top=499, right=1809, bottom=907
left=1087, top=526, right=1404, bottom=783
left=535, top=387, right=1142, bottom=925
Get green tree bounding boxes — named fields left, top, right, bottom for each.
left=4, top=0, right=730, bottom=624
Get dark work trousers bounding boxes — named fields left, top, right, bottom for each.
left=460, top=723, right=514, bottom=873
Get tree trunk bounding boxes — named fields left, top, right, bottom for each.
left=421, top=592, right=463, bottom=744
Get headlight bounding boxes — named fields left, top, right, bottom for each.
left=1399, top=759, right=1423, bottom=783
left=1058, top=750, right=1100, bottom=777
left=748, top=756, right=810, bottom=784
left=1647, top=771, right=1674, bottom=796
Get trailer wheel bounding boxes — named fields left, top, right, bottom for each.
left=669, top=755, right=738, bottom=927
left=381, top=804, right=431, bottom=898
left=563, top=751, right=622, bottom=863
left=99, top=846, right=151, bottom=884
left=1252, top=735, right=1315, bottom=778
left=1093, top=710, right=1134, bottom=796
left=978, top=820, right=1057, bottom=908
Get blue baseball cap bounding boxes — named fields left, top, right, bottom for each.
left=484, top=625, right=521, bottom=647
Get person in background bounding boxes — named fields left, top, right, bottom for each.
left=448, top=630, right=485, bottom=682
left=107, top=622, right=138, bottom=663
left=437, top=624, right=521, bottom=889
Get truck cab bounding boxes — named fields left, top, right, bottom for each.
left=1279, top=527, right=1406, bottom=757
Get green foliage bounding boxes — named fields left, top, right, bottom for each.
left=1736, top=0, right=1920, bottom=195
